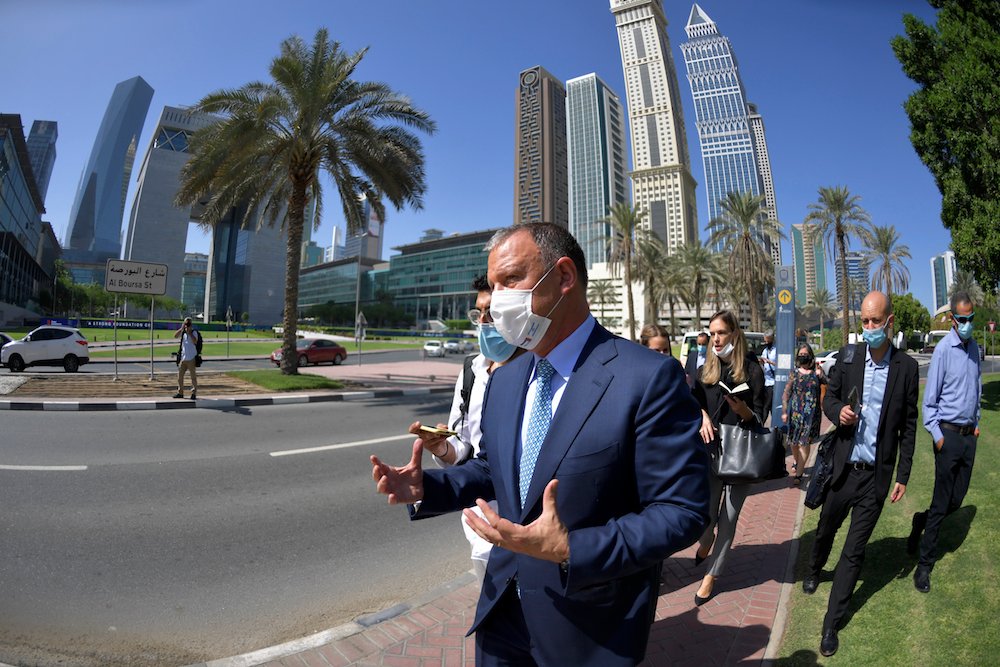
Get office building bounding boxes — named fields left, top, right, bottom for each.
left=65, top=75, right=153, bottom=264
left=124, top=105, right=285, bottom=325
left=343, top=195, right=384, bottom=260
left=790, top=223, right=826, bottom=307
left=611, top=0, right=698, bottom=252
left=26, top=120, right=58, bottom=202
left=748, top=103, right=781, bottom=265
left=682, top=4, right=779, bottom=260
left=566, top=73, right=627, bottom=268
left=514, top=66, right=568, bottom=227
left=388, top=229, right=499, bottom=322
left=180, top=252, right=208, bottom=314
left=835, top=250, right=869, bottom=313
left=930, top=250, right=957, bottom=312
left=0, top=114, right=49, bottom=319
left=298, top=256, right=379, bottom=312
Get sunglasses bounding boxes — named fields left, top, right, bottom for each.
left=953, top=313, right=975, bottom=324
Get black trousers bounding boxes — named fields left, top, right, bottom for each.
left=763, top=384, right=774, bottom=424
left=475, top=586, right=537, bottom=666
left=919, top=428, right=977, bottom=568
left=809, top=466, right=884, bottom=632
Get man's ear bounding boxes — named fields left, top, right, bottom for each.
left=556, top=257, right=577, bottom=294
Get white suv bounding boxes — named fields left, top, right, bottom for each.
left=1, top=325, right=90, bottom=372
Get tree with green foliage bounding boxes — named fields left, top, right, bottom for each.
left=863, top=224, right=911, bottom=299
left=176, top=28, right=434, bottom=374
left=587, top=278, right=620, bottom=331
left=807, top=288, right=839, bottom=349
left=891, top=292, right=932, bottom=335
left=707, top=191, right=785, bottom=332
left=949, top=269, right=984, bottom=307
left=604, top=202, right=644, bottom=341
left=676, top=241, right=722, bottom=331
left=892, top=1, right=1000, bottom=290
left=805, top=186, right=872, bottom=345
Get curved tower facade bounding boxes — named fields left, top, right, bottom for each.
left=65, top=75, right=153, bottom=261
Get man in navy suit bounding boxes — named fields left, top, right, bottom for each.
left=372, top=223, right=710, bottom=666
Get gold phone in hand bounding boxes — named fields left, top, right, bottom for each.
left=418, top=425, right=457, bottom=437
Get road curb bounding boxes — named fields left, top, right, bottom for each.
left=0, top=385, right=454, bottom=411
left=184, top=572, right=476, bottom=667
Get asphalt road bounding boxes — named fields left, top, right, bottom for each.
left=0, top=395, right=474, bottom=667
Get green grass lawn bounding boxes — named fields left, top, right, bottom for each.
left=778, top=374, right=999, bottom=665
left=226, top=369, right=345, bottom=391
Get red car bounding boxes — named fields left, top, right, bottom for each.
left=271, top=338, right=347, bottom=367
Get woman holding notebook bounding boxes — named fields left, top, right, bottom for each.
left=690, top=309, right=767, bottom=606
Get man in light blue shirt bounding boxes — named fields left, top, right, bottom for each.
left=908, top=291, right=982, bottom=593
left=760, top=331, right=777, bottom=422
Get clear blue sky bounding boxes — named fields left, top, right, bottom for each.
left=3, top=0, right=945, bottom=311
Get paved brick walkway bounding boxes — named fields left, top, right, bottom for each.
left=252, top=474, right=804, bottom=667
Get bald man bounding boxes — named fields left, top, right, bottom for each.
left=803, top=291, right=919, bottom=657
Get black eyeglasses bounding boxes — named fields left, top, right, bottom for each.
left=954, top=313, right=975, bottom=324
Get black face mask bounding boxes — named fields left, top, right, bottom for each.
left=797, top=355, right=811, bottom=365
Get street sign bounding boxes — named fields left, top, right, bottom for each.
left=772, top=265, right=796, bottom=426
left=105, top=259, right=167, bottom=295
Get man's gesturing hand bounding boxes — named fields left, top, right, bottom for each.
left=370, top=439, right=425, bottom=505
left=463, top=479, right=570, bottom=564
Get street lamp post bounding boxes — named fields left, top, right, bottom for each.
left=353, top=232, right=368, bottom=366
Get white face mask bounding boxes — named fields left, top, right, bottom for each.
left=490, top=263, right=564, bottom=350
left=716, top=342, right=734, bottom=360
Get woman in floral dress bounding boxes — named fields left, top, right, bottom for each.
left=781, top=343, right=826, bottom=484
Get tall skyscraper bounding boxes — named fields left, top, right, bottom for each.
left=514, top=65, right=568, bottom=227
left=566, top=73, right=627, bottom=268
left=930, top=250, right=957, bottom=312
left=790, top=223, right=826, bottom=307
left=611, top=0, right=698, bottom=252
left=748, top=103, right=781, bottom=265
left=835, top=250, right=869, bottom=313
left=681, top=4, right=780, bottom=260
left=343, top=195, right=384, bottom=260
left=65, top=75, right=153, bottom=262
left=26, top=120, right=57, bottom=203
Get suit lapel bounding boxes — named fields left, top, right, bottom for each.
left=518, top=327, right=616, bottom=521
left=494, top=356, right=532, bottom=513
left=877, top=346, right=901, bottom=441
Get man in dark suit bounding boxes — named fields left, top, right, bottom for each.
left=684, top=331, right=709, bottom=386
left=371, top=223, right=711, bottom=666
left=802, top=291, right=919, bottom=657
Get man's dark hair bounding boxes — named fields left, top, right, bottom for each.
left=472, top=274, right=490, bottom=292
left=950, top=290, right=974, bottom=313
left=696, top=332, right=709, bottom=344
left=485, top=223, right=588, bottom=287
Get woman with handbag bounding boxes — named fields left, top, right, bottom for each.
left=781, top=343, right=826, bottom=485
left=691, top=310, right=767, bottom=606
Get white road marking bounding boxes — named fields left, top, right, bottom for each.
left=270, top=434, right=413, bottom=457
left=0, top=464, right=88, bottom=471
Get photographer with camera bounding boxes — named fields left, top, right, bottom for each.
left=173, top=317, right=201, bottom=399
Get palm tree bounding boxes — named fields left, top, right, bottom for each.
left=807, top=287, right=838, bottom=350
left=676, top=241, right=721, bottom=331
left=949, top=269, right=984, bottom=306
left=587, top=278, right=620, bottom=330
left=863, top=224, right=911, bottom=298
left=176, top=29, right=435, bottom=373
left=632, top=229, right=667, bottom=324
left=805, top=186, right=871, bottom=346
left=604, top=202, right=644, bottom=341
left=706, top=191, right=786, bottom=332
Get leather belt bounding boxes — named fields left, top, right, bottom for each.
left=941, top=422, right=975, bottom=436
left=849, top=460, right=875, bottom=471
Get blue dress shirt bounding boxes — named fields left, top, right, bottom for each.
left=850, top=345, right=891, bottom=464
left=923, top=327, right=982, bottom=443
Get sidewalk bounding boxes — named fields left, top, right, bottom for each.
left=193, top=474, right=806, bottom=667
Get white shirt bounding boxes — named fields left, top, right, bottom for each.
left=180, top=330, right=199, bottom=362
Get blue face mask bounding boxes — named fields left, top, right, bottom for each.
left=862, top=324, right=888, bottom=349
left=957, top=321, right=974, bottom=340
left=479, top=324, right=516, bottom=363
left=697, top=344, right=707, bottom=355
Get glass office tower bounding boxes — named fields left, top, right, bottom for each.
left=65, top=75, right=153, bottom=262
left=681, top=4, right=769, bottom=253
left=566, top=73, right=627, bottom=268
left=26, top=120, right=57, bottom=203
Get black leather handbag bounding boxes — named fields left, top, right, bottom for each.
left=712, top=423, right=788, bottom=484
left=804, top=430, right=837, bottom=509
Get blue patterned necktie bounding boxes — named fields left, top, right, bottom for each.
left=520, top=358, right=555, bottom=508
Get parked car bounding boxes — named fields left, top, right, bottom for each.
left=423, top=340, right=445, bottom=358
left=270, top=338, right=346, bottom=367
left=815, top=349, right=839, bottom=375
left=460, top=339, right=477, bottom=353
left=443, top=340, right=461, bottom=354
left=1, top=325, right=90, bottom=372
left=0, top=332, right=13, bottom=348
